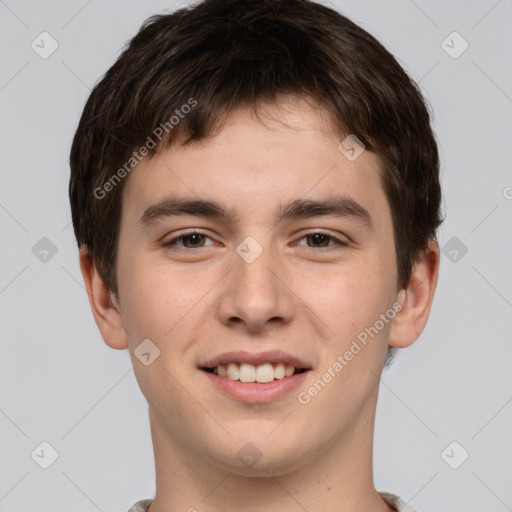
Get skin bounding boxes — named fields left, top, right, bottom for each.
left=80, top=96, right=440, bottom=512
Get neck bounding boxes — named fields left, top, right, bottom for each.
left=146, top=393, right=393, bottom=512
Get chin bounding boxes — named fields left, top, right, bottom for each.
left=205, top=430, right=315, bottom=477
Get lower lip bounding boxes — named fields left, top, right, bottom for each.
left=201, top=369, right=310, bottom=403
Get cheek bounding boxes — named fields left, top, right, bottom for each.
left=313, top=253, right=396, bottom=351
left=117, top=257, right=204, bottom=406
left=117, top=252, right=214, bottom=345
left=116, top=250, right=167, bottom=342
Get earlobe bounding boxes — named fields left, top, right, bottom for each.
left=78, top=246, right=128, bottom=350
left=388, top=239, right=440, bottom=349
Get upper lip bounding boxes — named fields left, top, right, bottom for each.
left=201, top=350, right=312, bottom=370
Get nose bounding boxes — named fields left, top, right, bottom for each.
left=216, top=242, right=295, bottom=333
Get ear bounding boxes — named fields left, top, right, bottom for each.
left=78, top=245, right=128, bottom=350
left=388, top=239, right=440, bottom=348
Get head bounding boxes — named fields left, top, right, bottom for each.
left=70, top=0, right=442, bottom=475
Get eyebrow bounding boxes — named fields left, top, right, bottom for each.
left=139, top=195, right=374, bottom=230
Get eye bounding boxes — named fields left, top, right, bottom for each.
left=161, top=230, right=349, bottom=252
left=162, top=231, right=216, bottom=250
left=295, top=231, right=349, bottom=250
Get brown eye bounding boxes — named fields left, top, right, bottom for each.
left=162, top=231, right=215, bottom=250
left=296, top=231, right=349, bottom=250
left=306, top=233, right=331, bottom=248
left=180, top=233, right=206, bottom=248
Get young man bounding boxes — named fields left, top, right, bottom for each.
left=69, top=0, right=442, bottom=510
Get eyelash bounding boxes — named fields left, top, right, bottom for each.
left=161, top=230, right=350, bottom=252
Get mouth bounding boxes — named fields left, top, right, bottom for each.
left=200, top=358, right=311, bottom=403
left=198, top=351, right=312, bottom=402
left=201, top=362, right=309, bottom=383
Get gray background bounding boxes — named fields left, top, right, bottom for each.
left=1, top=0, right=511, bottom=510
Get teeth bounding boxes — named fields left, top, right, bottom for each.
left=212, top=363, right=300, bottom=383
left=239, top=363, right=256, bottom=382
left=227, top=363, right=240, bottom=381
left=274, top=363, right=286, bottom=379
left=255, top=363, right=274, bottom=383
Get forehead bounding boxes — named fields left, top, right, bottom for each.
left=121, top=98, right=387, bottom=227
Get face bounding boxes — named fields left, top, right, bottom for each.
left=112, top=97, right=403, bottom=475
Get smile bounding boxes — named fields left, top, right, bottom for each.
left=202, top=362, right=307, bottom=383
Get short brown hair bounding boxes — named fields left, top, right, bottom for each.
left=69, top=0, right=443, bottom=332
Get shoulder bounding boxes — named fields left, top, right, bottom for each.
left=126, top=499, right=153, bottom=512
left=379, top=491, right=421, bottom=512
